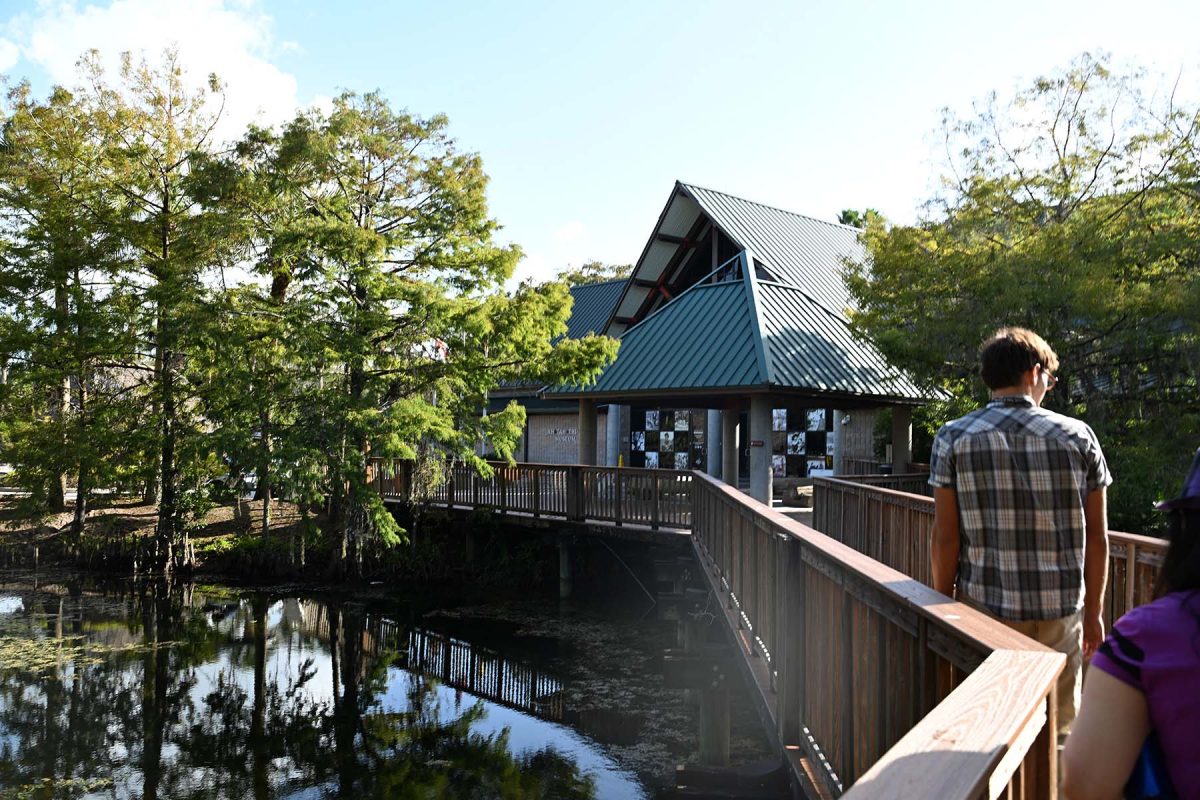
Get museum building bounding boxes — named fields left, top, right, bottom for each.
left=491, top=181, right=930, bottom=505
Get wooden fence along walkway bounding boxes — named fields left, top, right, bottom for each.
left=372, top=460, right=1165, bottom=799
left=811, top=475, right=1167, bottom=631
left=371, top=460, right=693, bottom=531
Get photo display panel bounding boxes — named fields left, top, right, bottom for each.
left=770, top=405, right=835, bottom=477
left=630, top=407, right=707, bottom=470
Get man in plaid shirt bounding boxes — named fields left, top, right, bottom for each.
left=929, top=327, right=1111, bottom=736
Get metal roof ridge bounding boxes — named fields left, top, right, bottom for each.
left=677, top=180, right=864, bottom=234
left=741, top=250, right=775, bottom=386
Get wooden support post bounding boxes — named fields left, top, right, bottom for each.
left=842, top=588, right=855, bottom=782
left=558, top=540, right=572, bottom=599
left=777, top=536, right=805, bottom=744
left=615, top=470, right=623, bottom=526
left=698, top=682, right=731, bottom=767
left=651, top=472, right=660, bottom=530
left=499, top=467, right=507, bottom=515
left=446, top=469, right=455, bottom=509
left=1125, top=542, right=1136, bottom=614
left=533, top=469, right=541, bottom=518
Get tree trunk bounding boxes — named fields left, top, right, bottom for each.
left=259, top=408, right=271, bottom=539
left=154, top=344, right=177, bottom=574
left=251, top=596, right=269, bottom=800
left=47, top=283, right=70, bottom=512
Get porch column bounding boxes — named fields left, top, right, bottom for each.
left=832, top=410, right=845, bottom=474
left=577, top=400, right=598, bottom=466
left=705, top=410, right=722, bottom=477
left=605, top=404, right=622, bottom=466
left=749, top=395, right=772, bottom=505
left=891, top=405, right=912, bottom=474
left=721, top=409, right=739, bottom=486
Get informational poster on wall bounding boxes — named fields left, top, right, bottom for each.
left=628, top=407, right=706, bottom=470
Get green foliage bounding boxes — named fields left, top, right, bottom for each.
left=558, top=259, right=631, bottom=286
left=844, top=53, right=1200, bottom=529
left=0, top=53, right=617, bottom=576
left=837, top=208, right=882, bottom=229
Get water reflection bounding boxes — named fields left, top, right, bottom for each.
left=0, top=579, right=662, bottom=799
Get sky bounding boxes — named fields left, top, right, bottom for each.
left=0, top=0, right=1198, bottom=286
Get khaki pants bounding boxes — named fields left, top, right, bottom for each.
left=964, top=599, right=1083, bottom=738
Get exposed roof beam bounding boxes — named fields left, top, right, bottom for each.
left=654, top=233, right=697, bottom=246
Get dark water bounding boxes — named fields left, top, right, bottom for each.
left=0, top=573, right=769, bottom=799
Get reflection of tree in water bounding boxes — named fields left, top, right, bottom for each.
left=0, top=582, right=596, bottom=800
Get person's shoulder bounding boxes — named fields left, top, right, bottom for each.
left=1114, top=591, right=1196, bottom=639
left=1029, top=407, right=1102, bottom=443
left=936, top=408, right=990, bottom=437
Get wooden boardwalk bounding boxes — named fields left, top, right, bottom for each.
left=372, top=459, right=1166, bottom=800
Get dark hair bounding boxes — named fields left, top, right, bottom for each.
left=1154, top=509, right=1200, bottom=598
left=978, top=327, right=1060, bottom=390
left=1155, top=509, right=1200, bottom=658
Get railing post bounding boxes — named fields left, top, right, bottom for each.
left=447, top=468, right=455, bottom=509
left=498, top=467, right=507, bottom=515
left=533, top=468, right=541, bottom=517
left=568, top=466, right=583, bottom=522
left=615, top=470, right=623, bottom=526
left=651, top=473, right=660, bottom=530
left=1124, top=541, right=1136, bottom=615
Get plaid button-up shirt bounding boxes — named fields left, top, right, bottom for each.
left=928, top=395, right=1112, bottom=620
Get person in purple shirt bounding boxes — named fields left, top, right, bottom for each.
left=1062, top=449, right=1200, bottom=799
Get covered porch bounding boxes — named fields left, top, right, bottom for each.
left=546, top=247, right=931, bottom=507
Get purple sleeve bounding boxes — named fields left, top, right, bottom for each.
left=1091, top=606, right=1148, bottom=691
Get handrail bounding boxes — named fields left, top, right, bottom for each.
left=812, top=476, right=1167, bottom=629
left=370, top=459, right=1166, bottom=798
left=368, top=458, right=693, bottom=531
left=690, top=471, right=1063, bottom=798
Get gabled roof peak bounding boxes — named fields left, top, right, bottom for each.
left=676, top=180, right=862, bottom=234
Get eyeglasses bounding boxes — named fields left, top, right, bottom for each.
left=1039, top=365, right=1057, bottom=390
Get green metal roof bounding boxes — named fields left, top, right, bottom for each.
left=564, top=279, right=625, bottom=339
left=682, top=183, right=862, bottom=317
left=557, top=280, right=766, bottom=395
left=604, top=182, right=865, bottom=337
left=757, top=282, right=926, bottom=399
left=548, top=252, right=930, bottom=403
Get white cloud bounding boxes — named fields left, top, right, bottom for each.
left=0, top=37, right=18, bottom=72
left=552, top=219, right=585, bottom=243
left=5, top=0, right=299, bottom=142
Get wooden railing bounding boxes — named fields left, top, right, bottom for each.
left=371, top=460, right=1166, bottom=798
left=842, top=459, right=930, bottom=477
left=833, top=472, right=933, bottom=497
left=691, top=472, right=1063, bottom=799
left=812, top=476, right=1167, bottom=630
left=369, top=459, right=692, bottom=530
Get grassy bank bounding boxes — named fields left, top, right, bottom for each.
left=0, top=497, right=557, bottom=591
